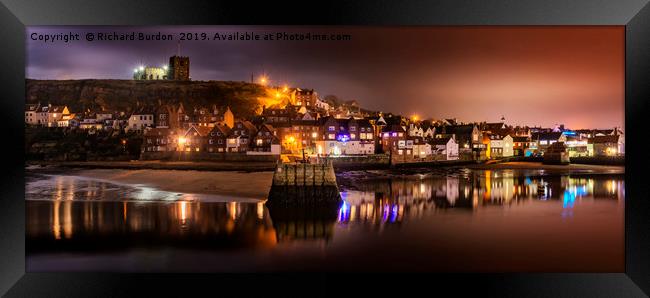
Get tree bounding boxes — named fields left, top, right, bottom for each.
left=323, top=95, right=341, bottom=107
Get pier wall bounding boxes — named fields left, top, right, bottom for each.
left=272, top=162, right=338, bottom=186
left=268, top=161, right=341, bottom=206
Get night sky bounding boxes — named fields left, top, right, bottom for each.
left=27, top=26, right=624, bottom=129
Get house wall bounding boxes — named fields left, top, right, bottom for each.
left=315, top=140, right=374, bottom=155
left=46, top=113, right=64, bottom=127
left=446, top=140, right=459, bottom=160
left=412, top=144, right=432, bottom=158
left=246, top=145, right=280, bottom=155
left=25, top=111, right=44, bottom=125
left=127, top=114, right=154, bottom=131
left=502, top=136, right=513, bottom=157
left=594, top=143, right=621, bottom=156
left=489, top=136, right=513, bottom=158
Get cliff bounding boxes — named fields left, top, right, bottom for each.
left=25, top=79, right=266, bottom=118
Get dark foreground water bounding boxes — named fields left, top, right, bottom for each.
left=26, top=168, right=624, bottom=272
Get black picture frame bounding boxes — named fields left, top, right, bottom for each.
left=1, top=0, right=649, bottom=296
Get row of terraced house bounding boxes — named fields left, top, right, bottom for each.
left=26, top=101, right=625, bottom=161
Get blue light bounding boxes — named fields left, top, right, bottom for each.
left=575, top=186, right=588, bottom=197
left=563, top=190, right=575, bottom=209
left=390, top=205, right=399, bottom=222
left=563, top=131, right=576, bottom=136
left=338, top=201, right=350, bottom=222
left=337, top=134, right=350, bottom=142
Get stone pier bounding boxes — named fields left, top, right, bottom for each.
left=267, top=161, right=341, bottom=207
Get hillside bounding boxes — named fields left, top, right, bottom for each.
left=25, top=79, right=267, bottom=119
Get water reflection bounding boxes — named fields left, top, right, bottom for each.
left=28, top=171, right=625, bottom=249
left=27, top=200, right=278, bottom=253
left=337, top=171, right=624, bottom=225
left=26, top=169, right=624, bottom=271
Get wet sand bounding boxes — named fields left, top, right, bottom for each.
left=27, top=160, right=278, bottom=172
left=62, top=168, right=274, bottom=199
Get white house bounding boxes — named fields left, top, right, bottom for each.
left=56, top=113, right=77, bottom=127
left=411, top=137, right=432, bottom=159
left=36, top=105, right=69, bottom=127
left=25, top=103, right=44, bottom=125
left=127, top=112, right=154, bottom=132
left=315, top=98, right=331, bottom=111
left=592, top=134, right=624, bottom=156
left=432, top=136, right=459, bottom=160
left=487, top=134, right=514, bottom=158
left=79, top=118, right=104, bottom=130
left=408, top=124, right=424, bottom=137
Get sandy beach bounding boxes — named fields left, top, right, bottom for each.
left=27, top=160, right=278, bottom=172
left=64, top=168, right=275, bottom=199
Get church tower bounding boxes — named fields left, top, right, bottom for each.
left=168, top=55, right=190, bottom=81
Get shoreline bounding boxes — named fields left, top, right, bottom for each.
left=27, top=160, right=278, bottom=172
left=27, top=168, right=275, bottom=199
left=27, top=160, right=624, bottom=173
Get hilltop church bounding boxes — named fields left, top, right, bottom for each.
left=133, top=55, right=190, bottom=81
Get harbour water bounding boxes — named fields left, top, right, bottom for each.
left=26, top=167, right=624, bottom=272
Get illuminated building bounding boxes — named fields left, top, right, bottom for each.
left=132, top=55, right=190, bottom=81
left=591, top=134, right=624, bottom=156
left=315, top=116, right=375, bottom=156
left=431, top=136, right=459, bottom=160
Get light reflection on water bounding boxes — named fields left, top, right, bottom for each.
left=336, top=171, right=624, bottom=225
left=26, top=169, right=625, bottom=272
